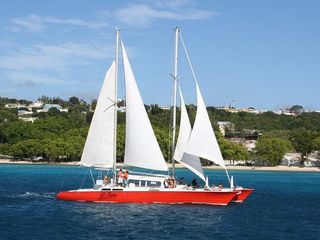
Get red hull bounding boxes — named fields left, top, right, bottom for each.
left=232, top=189, right=254, bottom=203
left=57, top=190, right=238, bottom=206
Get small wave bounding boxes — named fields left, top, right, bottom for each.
left=16, top=192, right=56, bottom=199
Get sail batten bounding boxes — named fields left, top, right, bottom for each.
left=80, top=61, right=116, bottom=168
left=185, top=83, right=226, bottom=168
left=122, top=42, right=168, bottom=172
left=173, top=88, right=205, bottom=181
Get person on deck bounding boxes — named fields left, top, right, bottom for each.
left=179, top=177, right=184, bottom=185
left=168, top=178, right=173, bottom=188
left=117, top=169, right=123, bottom=186
left=172, top=178, right=177, bottom=188
left=164, top=179, right=169, bottom=188
left=123, top=170, right=129, bottom=187
left=103, top=176, right=109, bottom=185
left=192, top=179, right=199, bottom=188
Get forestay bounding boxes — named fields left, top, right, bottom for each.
left=173, top=88, right=205, bottom=181
left=121, top=42, right=168, bottom=171
left=185, top=83, right=226, bottom=168
left=80, top=61, right=116, bottom=168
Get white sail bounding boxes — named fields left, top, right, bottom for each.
left=80, top=61, right=116, bottom=168
left=185, top=82, right=226, bottom=168
left=121, top=41, right=168, bottom=171
left=173, top=88, right=205, bottom=181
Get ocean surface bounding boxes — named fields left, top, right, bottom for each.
left=0, top=164, right=319, bottom=240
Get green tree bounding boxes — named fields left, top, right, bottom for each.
left=290, top=128, right=316, bottom=165
left=313, top=137, right=320, bottom=150
left=116, top=124, right=125, bottom=161
left=69, top=96, right=80, bottom=105
left=255, top=138, right=290, bottom=166
left=48, top=107, right=61, bottom=116
left=290, top=105, right=304, bottom=114
left=216, top=131, right=249, bottom=164
left=150, top=104, right=163, bottom=115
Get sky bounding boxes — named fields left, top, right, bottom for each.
left=0, top=0, right=319, bottom=110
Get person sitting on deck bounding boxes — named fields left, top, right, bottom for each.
left=164, top=179, right=169, bottom=188
left=172, top=178, right=177, bottom=188
left=179, top=177, right=184, bottom=185
left=212, top=184, right=218, bottom=191
left=103, top=176, right=109, bottom=185
left=218, top=183, right=223, bottom=191
left=168, top=178, right=176, bottom=188
left=117, top=169, right=123, bottom=186
left=191, top=179, right=199, bottom=189
left=123, top=170, right=129, bottom=187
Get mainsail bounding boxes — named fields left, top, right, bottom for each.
left=173, top=88, right=205, bottom=181
left=80, top=61, right=116, bottom=168
left=122, top=41, right=168, bottom=171
left=185, top=82, right=226, bottom=169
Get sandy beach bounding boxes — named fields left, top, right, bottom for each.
left=0, top=158, right=319, bottom=172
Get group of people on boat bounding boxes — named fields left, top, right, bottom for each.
left=104, top=169, right=225, bottom=191
left=102, top=168, right=130, bottom=187
left=164, top=177, right=204, bottom=189
left=211, top=183, right=224, bottom=191
left=117, top=168, right=129, bottom=187
left=164, top=177, right=177, bottom=188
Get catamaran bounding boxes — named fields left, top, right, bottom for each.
left=57, top=28, right=253, bottom=205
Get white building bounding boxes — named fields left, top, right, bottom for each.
left=37, top=104, right=68, bottom=113
left=18, top=110, right=33, bottom=116
left=5, top=103, right=27, bottom=109
left=281, top=152, right=320, bottom=167
left=18, top=116, right=38, bottom=123
left=217, top=121, right=234, bottom=136
left=29, top=100, right=43, bottom=108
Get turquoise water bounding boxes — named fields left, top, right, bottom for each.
left=0, top=164, right=319, bottom=240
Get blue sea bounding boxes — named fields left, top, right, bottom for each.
left=0, top=164, right=319, bottom=240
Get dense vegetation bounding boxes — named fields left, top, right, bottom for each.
left=0, top=96, right=319, bottom=166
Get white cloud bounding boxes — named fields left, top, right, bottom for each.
left=0, top=42, right=112, bottom=71
left=108, top=1, right=216, bottom=28
left=153, top=0, right=194, bottom=10
left=0, top=42, right=113, bottom=86
left=10, top=14, right=109, bottom=32
left=2, top=71, right=68, bottom=86
left=8, top=1, right=215, bottom=32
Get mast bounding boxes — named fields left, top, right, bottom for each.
left=113, top=28, right=119, bottom=180
left=171, top=27, right=179, bottom=178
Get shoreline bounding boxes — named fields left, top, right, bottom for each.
left=0, top=158, right=319, bottom=172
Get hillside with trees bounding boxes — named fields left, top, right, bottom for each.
left=0, top=96, right=320, bottom=166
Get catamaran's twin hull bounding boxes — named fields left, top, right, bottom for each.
left=233, top=188, right=254, bottom=203
left=57, top=189, right=239, bottom=206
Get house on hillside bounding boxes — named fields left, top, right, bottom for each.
left=282, top=153, right=301, bottom=166
left=18, top=109, right=33, bottom=116
left=29, top=100, right=43, bottom=109
left=5, top=103, right=27, bottom=109
left=228, top=138, right=257, bottom=151
left=217, top=121, right=234, bottom=136
left=282, top=152, right=320, bottom=167
left=305, top=151, right=320, bottom=167
left=37, top=104, right=68, bottom=113
left=18, top=116, right=38, bottom=123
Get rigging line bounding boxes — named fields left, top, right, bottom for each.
left=180, top=33, right=232, bottom=186
left=179, top=33, right=199, bottom=86
left=89, top=168, right=95, bottom=185
left=79, top=168, right=89, bottom=189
